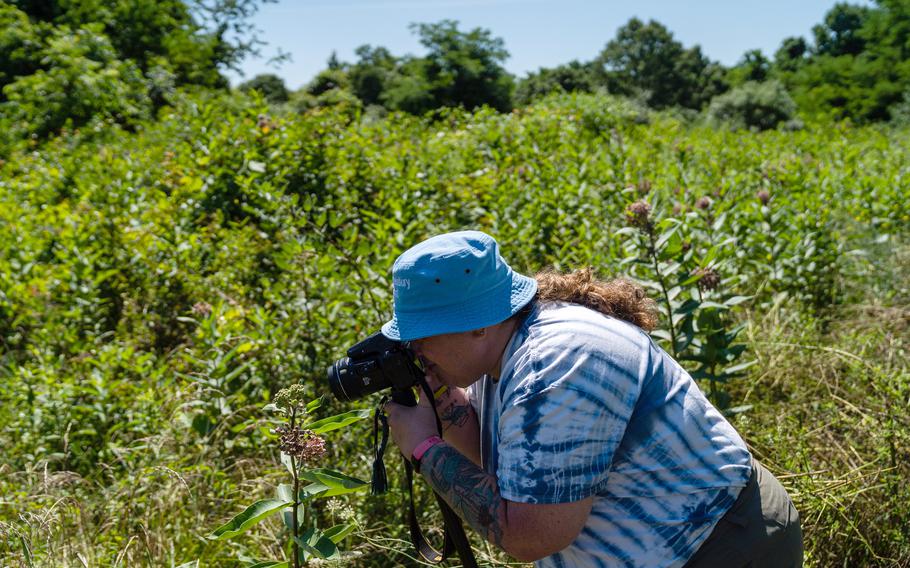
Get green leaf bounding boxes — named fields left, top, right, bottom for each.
left=305, top=397, right=323, bottom=413
left=711, top=211, right=728, bottom=232
left=277, top=483, right=294, bottom=503
left=246, top=562, right=288, bottom=568
left=673, top=298, right=700, bottom=315
left=305, top=409, right=370, bottom=434
left=701, top=246, right=719, bottom=267
left=724, top=405, right=754, bottom=415
left=299, top=469, right=368, bottom=496
left=282, top=507, right=304, bottom=531
left=19, top=535, right=33, bottom=568
left=723, top=295, right=752, bottom=307
left=655, top=224, right=681, bottom=253
left=679, top=272, right=703, bottom=287
left=613, top=226, right=639, bottom=236
left=662, top=261, right=682, bottom=276
left=300, top=482, right=331, bottom=498
left=724, top=359, right=757, bottom=374
left=281, top=452, right=295, bottom=475
left=650, top=329, right=673, bottom=342
left=209, top=500, right=291, bottom=540
left=296, top=528, right=339, bottom=560
left=323, top=523, right=357, bottom=544
left=175, top=562, right=199, bottom=568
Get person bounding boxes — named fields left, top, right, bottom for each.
left=383, top=230, right=802, bottom=567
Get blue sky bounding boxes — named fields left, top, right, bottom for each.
left=227, top=0, right=865, bottom=90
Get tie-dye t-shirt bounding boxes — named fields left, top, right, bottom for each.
left=467, top=301, right=752, bottom=568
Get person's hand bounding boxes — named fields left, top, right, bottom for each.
left=384, top=378, right=440, bottom=458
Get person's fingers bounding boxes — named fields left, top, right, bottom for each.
left=384, top=400, right=403, bottom=427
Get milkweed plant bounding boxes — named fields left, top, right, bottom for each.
left=198, top=385, right=370, bottom=567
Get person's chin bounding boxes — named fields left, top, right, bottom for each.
left=452, top=376, right=479, bottom=389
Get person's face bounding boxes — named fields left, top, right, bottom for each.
left=408, top=329, right=496, bottom=389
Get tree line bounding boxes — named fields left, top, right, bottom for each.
left=249, top=1, right=910, bottom=126
left=2, top=0, right=910, bottom=150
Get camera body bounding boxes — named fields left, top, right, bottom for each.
left=327, top=331, right=421, bottom=405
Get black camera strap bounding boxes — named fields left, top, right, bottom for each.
left=371, top=395, right=391, bottom=495
left=370, top=384, right=478, bottom=568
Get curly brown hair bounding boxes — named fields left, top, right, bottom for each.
left=530, top=268, right=659, bottom=331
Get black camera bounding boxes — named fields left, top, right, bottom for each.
left=327, top=331, right=422, bottom=405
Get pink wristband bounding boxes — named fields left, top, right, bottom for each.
left=412, top=435, right=444, bottom=462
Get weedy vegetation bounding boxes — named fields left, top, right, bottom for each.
left=1, top=91, right=908, bottom=567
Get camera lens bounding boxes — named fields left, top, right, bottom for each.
left=327, top=358, right=354, bottom=401
left=327, top=356, right=389, bottom=401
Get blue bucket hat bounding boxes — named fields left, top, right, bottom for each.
left=381, top=231, right=538, bottom=342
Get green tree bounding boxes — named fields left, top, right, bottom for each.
left=2, top=31, right=150, bottom=140
left=596, top=18, right=726, bottom=109
left=409, top=20, right=514, bottom=112
left=812, top=2, right=871, bottom=56
left=327, top=50, right=342, bottom=70
left=348, top=44, right=398, bottom=106
left=382, top=57, right=435, bottom=114
left=773, top=36, right=809, bottom=73
left=239, top=73, right=290, bottom=103
left=292, top=65, right=361, bottom=113
left=1, top=0, right=274, bottom=145
left=782, top=1, right=909, bottom=121
left=0, top=4, right=46, bottom=92
left=514, top=60, right=597, bottom=106
left=305, top=68, right=349, bottom=97
left=675, top=44, right=728, bottom=109
left=6, top=0, right=270, bottom=89
left=728, top=49, right=771, bottom=86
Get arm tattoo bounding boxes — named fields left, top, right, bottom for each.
left=439, top=403, right=471, bottom=430
left=421, top=443, right=508, bottom=548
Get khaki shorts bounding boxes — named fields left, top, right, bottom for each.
left=683, top=460, right=803, bottom=568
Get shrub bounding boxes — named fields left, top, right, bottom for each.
left=0, top=24, right=150, bottom=140
left=707, top=80, right=797, bottom=131
left=889, top=87, right=910, bottom=126
left=239, top=73, right=290, bottom=103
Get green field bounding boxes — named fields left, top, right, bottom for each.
left=1, top=91, right=908, bottom=567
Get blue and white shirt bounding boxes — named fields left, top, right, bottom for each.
left=467, top=301, right=752, bottom=567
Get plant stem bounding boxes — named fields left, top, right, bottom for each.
left=290, top=409, right=300, bottom=568
left=646, top=227, right=679, bottom=358
left=709, top=363, right=717, bottom=407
